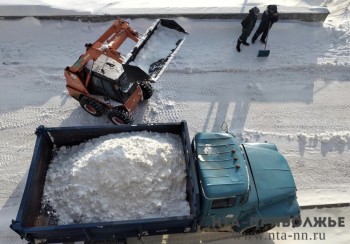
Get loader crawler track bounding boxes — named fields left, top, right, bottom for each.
left=79, top=96, right=105, bottom=117
left=139, top=81, right=153, bottom=100
left=107, top=108, right=134, bottom=125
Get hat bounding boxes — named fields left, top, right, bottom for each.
left=267, top=5, right=278, bottom=13
left=250, top=6, right=260, bottom=15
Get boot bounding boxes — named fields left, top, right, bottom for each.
left=236, top=39, right=241, bottom=52
left=260, top=39, right=266, bottom=44
left=242, top=40, right=250, bottom=46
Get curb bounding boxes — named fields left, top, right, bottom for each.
left=0, top=9, right=330, bottom=22
left=300, top=202, right=350, bottom=210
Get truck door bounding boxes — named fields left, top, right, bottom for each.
left=205, top=197, right=239, bottom=228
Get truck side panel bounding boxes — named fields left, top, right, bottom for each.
left=10, top=122, right=200, bottom=244
left=13, top=129, right=53, bottom=230
left=15, top=218, right=197, bottom=243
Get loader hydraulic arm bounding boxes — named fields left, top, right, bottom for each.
left=68, top=19, right=140, bottom=73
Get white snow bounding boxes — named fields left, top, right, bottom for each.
left=43, top=131, right=189, bottom=224
left=129, top=24, right=187, bottom=80
left=92, top=55, right=124, bottom=80
left=0, top=0, right=350, bottom=243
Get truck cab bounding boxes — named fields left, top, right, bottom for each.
left=193, top=132, right=300, bottom=235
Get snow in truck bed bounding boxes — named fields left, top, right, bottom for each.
left=42, top=131, right=190, bottom=225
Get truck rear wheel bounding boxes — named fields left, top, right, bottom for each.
left=79, top=96, right=105, bottom=117
left=107, top=109, right=134, bottom=125
left=241, top=224, right=275, bottom=235
left=139, top=81, right=153, bottom=100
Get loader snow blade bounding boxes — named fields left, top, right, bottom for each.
left=125, top=19, right=187, bottom=81
left=122, top=64, right=151, bottom=83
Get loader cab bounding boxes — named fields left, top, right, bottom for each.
left=85, top=55, right=140, bottom=103
left=87, top=71, right=137, bottom=104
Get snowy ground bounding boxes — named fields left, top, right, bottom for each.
left=1, top=0, right=350, bottom=243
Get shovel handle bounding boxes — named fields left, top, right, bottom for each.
left=264, top=22, right=272, bottom=50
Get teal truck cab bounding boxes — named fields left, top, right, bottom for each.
left=10, top=122, right=300, bottom=243
left=193, top=131, right=301, bottom=234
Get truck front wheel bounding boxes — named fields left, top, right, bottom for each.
left=241, top=224, right=275, bottom=235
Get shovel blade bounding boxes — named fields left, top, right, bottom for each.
left=257, top=49, right=270, bottom=57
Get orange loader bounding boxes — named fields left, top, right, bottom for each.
left=64, top=18, right=187, bottom=124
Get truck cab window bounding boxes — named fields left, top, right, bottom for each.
left=211, top=197, right=237, bottom=209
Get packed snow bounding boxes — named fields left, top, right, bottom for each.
left=129, top=24, right=187, bottom=80
left=91, top=55, right=124, bottom=80
left=43, top=131, right=189, bottom=224
left=0, top=0, right=350, bottom=243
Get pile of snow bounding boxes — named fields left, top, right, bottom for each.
left=42, top=131, right=190, bottom=225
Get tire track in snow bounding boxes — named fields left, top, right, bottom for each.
left=146, top=64, right=350, bottom=194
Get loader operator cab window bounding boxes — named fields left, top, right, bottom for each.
left=88, top=74, right=120, bottom=102
left=118, top=73, right=134, bottom=93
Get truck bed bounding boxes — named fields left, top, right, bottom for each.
left=10, top=121, right=199, bottom=244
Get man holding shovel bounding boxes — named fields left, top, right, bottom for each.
left=251, top=5, right=279, bottom=44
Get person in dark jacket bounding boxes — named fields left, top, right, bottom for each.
left=236, top=6, right=260, bottom=52
left=251, top=5, right=279, bottom=44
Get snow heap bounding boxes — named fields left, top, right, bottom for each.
left=42, top=131, right=190, bottom=225
left=128, top=24, right=186, bottom=80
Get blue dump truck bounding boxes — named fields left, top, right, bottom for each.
left=10, top=121, right=300, bottom=243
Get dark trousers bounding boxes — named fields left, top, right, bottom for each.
left=252, top=25, right=269, bottom=42
left=239, top=28, right=253, bottom=42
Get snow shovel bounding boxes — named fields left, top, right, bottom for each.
left=257, top=23, right=271, bottom=57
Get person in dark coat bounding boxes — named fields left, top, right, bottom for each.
left=251, top=5, right=279, bottom=44
left=236, top=7, right=260, bottom=52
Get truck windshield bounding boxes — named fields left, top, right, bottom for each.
left=211, top=197, right=237, bottom=209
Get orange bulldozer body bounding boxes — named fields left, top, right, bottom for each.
left=64, top=18, right=187, bottom=124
